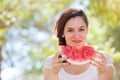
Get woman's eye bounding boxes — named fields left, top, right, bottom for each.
left=68, top=29, right=73, bottom=32
left=79, top=29, right=85, bottom=31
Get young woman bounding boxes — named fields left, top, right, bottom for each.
left=43, top=8, right=114, bottom=80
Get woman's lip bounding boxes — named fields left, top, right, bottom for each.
left=72, top=40, right=82, bottom=43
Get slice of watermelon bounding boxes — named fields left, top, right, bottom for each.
left=60, top=45, right=95, bottom=65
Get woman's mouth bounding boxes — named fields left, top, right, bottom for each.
left=72, top=40, right=82, bottom=43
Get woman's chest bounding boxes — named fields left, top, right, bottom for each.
left=58, top=65, right=98, bottom=80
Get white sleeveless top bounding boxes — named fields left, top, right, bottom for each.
left=44, top=51, right=113, bottom=80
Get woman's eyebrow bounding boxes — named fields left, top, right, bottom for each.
left=66, top=27, right=73, bottom=29
left=67, top=26, right=85, bottom=29
left=79, top=26, right=86, bottom=28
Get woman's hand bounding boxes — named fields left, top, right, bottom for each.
left=51, top=52, right=69, bottom=74
left=49, top=52, right=70, bottom=80
left=90, top=51, right=114, bottom=80
left=90, top=51, right=107, bottom=74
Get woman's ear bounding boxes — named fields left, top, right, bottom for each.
left=62, top=34, right=65, bottom=37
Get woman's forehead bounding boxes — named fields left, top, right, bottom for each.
left=65, top=17, right=87, bottom=28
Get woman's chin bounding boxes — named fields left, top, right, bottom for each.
left=71, top=45, right=84, bottom=49
left=66, top=43, right=86, bottom=49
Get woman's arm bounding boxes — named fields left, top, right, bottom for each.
left=98, top=66, right=114, bottom=80
left=44, top=68, right=58, bottom=80
left=43, top=52, right=69, bottom=80
left=43, top=68, right=50, bottom=80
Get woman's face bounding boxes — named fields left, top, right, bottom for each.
left=63, top=16, right=88, bottom=49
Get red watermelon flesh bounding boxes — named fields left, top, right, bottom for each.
left=60, top=45, right=95, bottom=65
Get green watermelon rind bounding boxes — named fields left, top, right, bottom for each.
left=67, top=59, right=90, bottom=65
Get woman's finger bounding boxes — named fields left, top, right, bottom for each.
left=90, top=51, right=107, bottom=73
left=52, top=52, right=61, bottom=62
left=55, top=52, right=61, bottom=59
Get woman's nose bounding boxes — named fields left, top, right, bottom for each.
left=74, top=32, right=80, bottom=38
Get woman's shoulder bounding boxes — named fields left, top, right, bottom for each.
left=44, top=55, right=54, bottom=69
left=45, top=55, right=54, bottom=64
left=98, top=50, right=111, bottom=57
left=46, top=55, right=54, bottom=60
left=98, top=50, right=113, bottom=66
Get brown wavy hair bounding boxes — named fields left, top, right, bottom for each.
left=55, top=8, right=88, bottom=46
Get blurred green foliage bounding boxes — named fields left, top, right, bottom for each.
left=88, top=0, right=120, bottom=52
